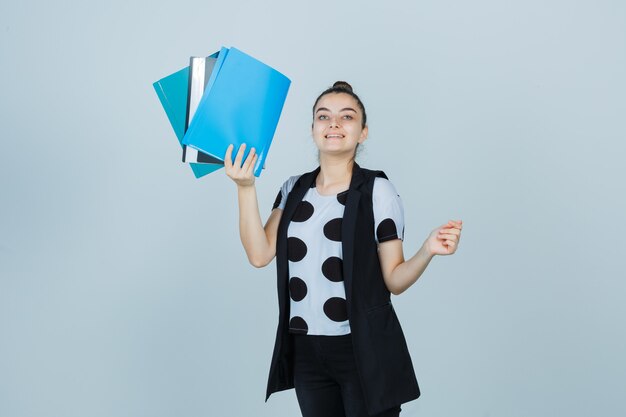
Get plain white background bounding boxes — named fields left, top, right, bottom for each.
left=1, top=0, right=625, bottom=416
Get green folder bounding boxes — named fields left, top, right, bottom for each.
left=153, top=66, right=222, bottom=178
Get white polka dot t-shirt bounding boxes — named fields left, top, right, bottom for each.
left=271, top=176, right=405, bottom=336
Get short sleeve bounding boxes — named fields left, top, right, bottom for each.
left=271, top=175, right=301, bottom=211
left=372, top=177, right=405, bottom=244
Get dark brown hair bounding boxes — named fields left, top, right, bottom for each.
left=312, top=81, right=367, bottom=128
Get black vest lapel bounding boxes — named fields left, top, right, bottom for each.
left=341, top=163, right=366, bottom=315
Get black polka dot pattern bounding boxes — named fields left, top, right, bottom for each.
left=377, top=218, right=399, bottom=243
left=288, top=237, right=307, bottom=262
left=292, top=201, right=314, bottom=222
left=272, top=190, right=282, bottom=210
left=321, top=257, right=343, bottom=282
left=323, top=297, right=348, bottom=322
left=289, top=277, right=307, bottom=302
left=337, top=191, right=348, bottom=206
left=290, top=316, right=309, bottom=334
left=323, top=218, right=342, bottom=242
left=280, top=176, right=405, bottom=335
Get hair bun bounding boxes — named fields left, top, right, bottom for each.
left=332, top=81, right=353, bottom=92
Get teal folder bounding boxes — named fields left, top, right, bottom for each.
left=153, top=67, right=222, bottom=178
left=182, top=47, right=291, bottom=177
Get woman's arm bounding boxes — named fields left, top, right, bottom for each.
left=225, top=143, right=282, bottom=268
left=378, top=220, right=463, bottom=295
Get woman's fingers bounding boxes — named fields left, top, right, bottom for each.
left=438, top=233, right=457, bottom=241
left=241, top=147, right=256, bottom=173
left=224, top=144, right=235, bottom=169
left=449, top=220, right=462, bottom=229
left=444, top=240, right=456, bottom=249
left=233, top=143, right=247, bottom=168
left=244, top=153, right=258, bottom=177
left=224, top=143, right=257, bottom=186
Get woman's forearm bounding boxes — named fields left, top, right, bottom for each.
left=237, top=184, right=273, bottom=267
left=388, top=244, right=434, bottom=295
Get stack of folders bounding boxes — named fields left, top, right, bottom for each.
left=153, top=47, right=291, bottom=178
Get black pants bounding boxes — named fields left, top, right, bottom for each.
left=292, top=333, right=402, bottom=417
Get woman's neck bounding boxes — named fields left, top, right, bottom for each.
left=316, top=157, right=354, bottom=195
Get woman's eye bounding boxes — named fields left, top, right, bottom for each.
left=342, top=115, right=353, bottom=120
left=318, top=115, right=329, bottom=120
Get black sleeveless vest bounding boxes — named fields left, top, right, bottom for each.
left=265, top=163, right=420, bottom=415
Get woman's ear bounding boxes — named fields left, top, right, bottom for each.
left=359, top=125, right=369, bottom=143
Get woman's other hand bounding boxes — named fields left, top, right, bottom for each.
left=425, top=220, right=463, bottom=256
left=224, top=143, right=258, bottom=187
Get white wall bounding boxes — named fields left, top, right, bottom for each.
left=1, top=1, right=625, bottom=416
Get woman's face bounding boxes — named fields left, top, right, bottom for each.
left=312, top=92, right=368, bottom=157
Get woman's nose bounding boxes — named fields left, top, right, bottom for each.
left=329, top=117, right=339, bottom=128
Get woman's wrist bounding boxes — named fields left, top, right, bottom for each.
left=421, top=241, right=436, bottom=259
left=236, top=181, right=256, bottom=190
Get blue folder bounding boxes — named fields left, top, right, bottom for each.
left=153, top=67, right=222, bottom=178
left=182, top=47, right=291, bottom=177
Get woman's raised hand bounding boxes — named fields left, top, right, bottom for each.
left=224, top=143, right=258, bottom=187
left=424, top=220, right=463, bottom=256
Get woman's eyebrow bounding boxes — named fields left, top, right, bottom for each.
left=315, top=107, right=357, bottom=113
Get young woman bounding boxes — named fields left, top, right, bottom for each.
left=224, top=81, right=463, bottom=417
